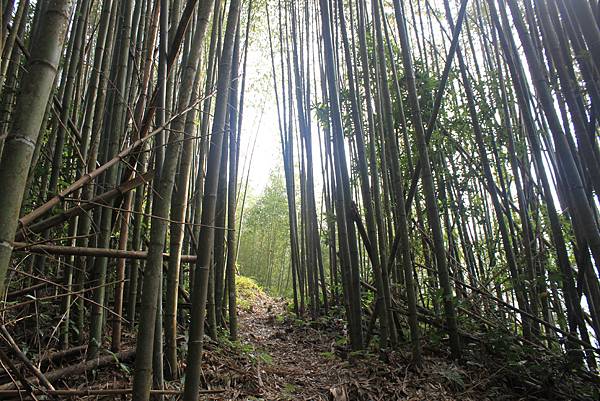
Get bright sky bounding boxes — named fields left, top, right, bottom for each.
left=237, top=25, right=281, bottom=196
left=235, top=0, right=465, bottom=198
left=237, top=6, right=326, bottom=199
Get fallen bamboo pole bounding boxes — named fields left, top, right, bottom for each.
left=19, top=101, right=200, bottom=228
left=0, top=350, right=136, bottom=390
left=0, top=348, right=38, bottom=399
left=35, top=345, right=87, bottom=367
left=0, top=388, right=225, bottom=396
left=0, top=325, right=55, bottom=392
left=6, top=282, right=47, bottom=299
left=12, top=243, right=198, bottom=263
left=15, top=171, right=154, bottom=239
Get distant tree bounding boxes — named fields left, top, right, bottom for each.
left=238, top=169, right=293, bottom=297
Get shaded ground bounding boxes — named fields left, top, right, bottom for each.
left=232, top=292, right=484, bottom=401
left=2, top=278, right=595, bottom=400
left=199, top=281, right=595, bottom=400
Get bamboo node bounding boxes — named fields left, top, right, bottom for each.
left=6, top=135, right=36, bottom=150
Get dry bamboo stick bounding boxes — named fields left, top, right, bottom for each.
left=19, top=101, right=201, bottom=229
left=0, top=388, right=225, bottom=396
left=12, top=243, right=198, bottom=262
left=15, top=170, right=154, bottom=239
left=0, top=325, right=55, bottom=392
left=0, top=349, right=135, bottom=390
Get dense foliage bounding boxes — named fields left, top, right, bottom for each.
left=0, top=0, right=598, bottom=399
left=238, top=171, right=293, bottom=297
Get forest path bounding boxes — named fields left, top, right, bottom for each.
left=237, top=293, right=352, bottom=400
left=232, top=286, right=478, bottom=401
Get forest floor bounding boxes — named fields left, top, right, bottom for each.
left=1, top=277, right=595, bottom=400
left=226, top=282, right=488, bottom=400
left=194, top=278, right=593, bottom=400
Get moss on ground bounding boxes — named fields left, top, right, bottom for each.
left=236, top=275, right=265, bottom=312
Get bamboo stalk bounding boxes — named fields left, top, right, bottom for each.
left=0, top=325, right=55, bottom=392
left=0, top=350, right=135, bottom=390
left=12, top=242, right=198, bottom=262
left=15, top=171, right=154, bottom=241
left=0, top=388, right=225, bottom=396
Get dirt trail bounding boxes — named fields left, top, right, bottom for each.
left=182, top=280, right=583, bottom=400
left=232, top=292, right=481, bottom=401
left=0, top=280, right=584, bottom=400
left=238, top=295, right=351, bottom=400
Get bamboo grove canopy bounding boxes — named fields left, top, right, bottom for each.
left=0, top=0, right=598, bottom=399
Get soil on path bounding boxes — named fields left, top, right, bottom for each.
left=7, top=286, right=586, bottom=400
left=225, top=291, right=487, bottom=401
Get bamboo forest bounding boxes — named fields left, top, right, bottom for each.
left=1, top=0, right=600, bottom=399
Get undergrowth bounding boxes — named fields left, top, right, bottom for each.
left=236, top=275, right=265, bottom=312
